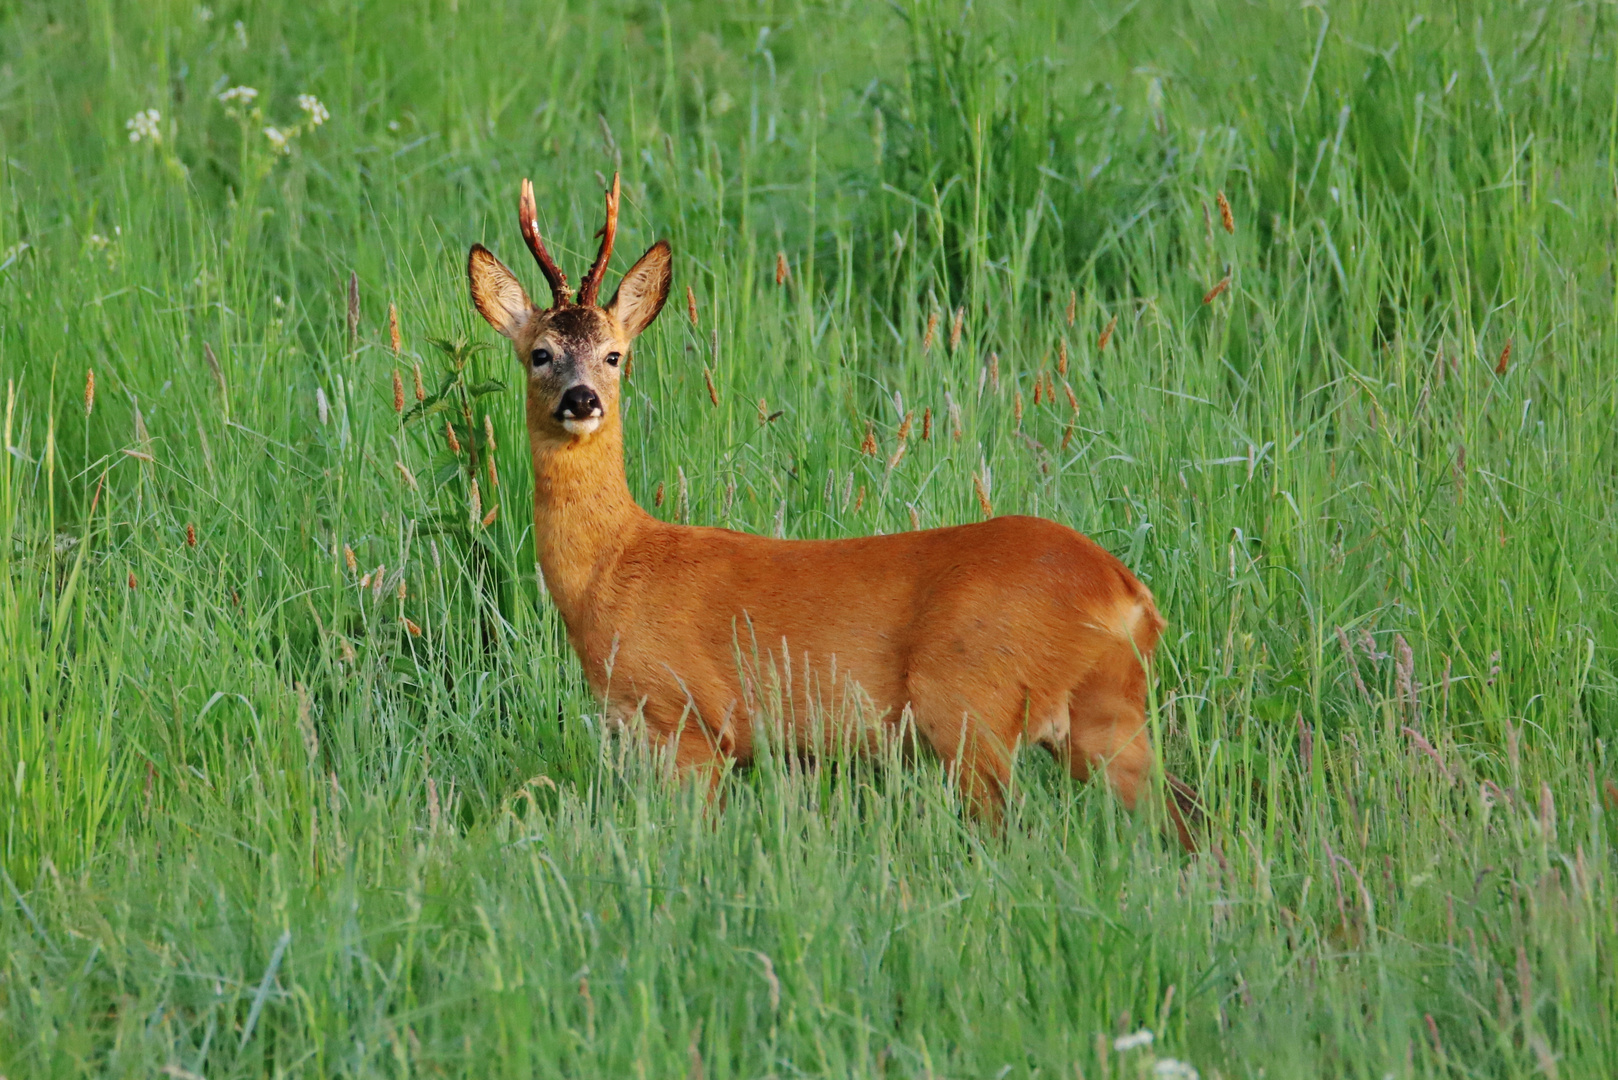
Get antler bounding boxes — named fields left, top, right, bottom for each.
left=577, top=172, right=620, bottom=307
left=519, top=178, right=573, bottom=307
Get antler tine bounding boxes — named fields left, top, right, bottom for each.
left=577, top=172, right=620, bottom=307
left=520, top=178, right=572, bottom=307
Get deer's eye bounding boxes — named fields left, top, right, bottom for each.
left=531, top=347, right=552, bottom=367
left=605, top=352, right=622, bottom=368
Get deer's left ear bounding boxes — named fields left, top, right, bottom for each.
left=608, top=241, right=672, bottom=339
left=468, top=244, right=534, bottom=340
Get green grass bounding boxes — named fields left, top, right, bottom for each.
left=3, top=0, right=1617, bottom=1075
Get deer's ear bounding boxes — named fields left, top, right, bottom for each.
left=607, top=241, right=672, bottom=340
left=468, top=244, right=534, bottom=340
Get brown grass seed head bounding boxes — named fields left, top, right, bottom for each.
left=686, top=284, right=699, bottom=327
left=1217, top=190, right=1234, bottom=233
left=922, top=311, right=939, bottom=353
left=389, top=302, right=401, bottom=355
left=1495, top=338, right=1513, bottom=376
left=392, top=369, right=404, bottom=413
left=445, top=420, right=461, bottom=454
left=84, top=368, right=95, bottom=414
left=703, top=365, right=720, bottom=407
left=346, top=272, right=360, bottom=344
left=1098, top=313, right=1117, bottom=351
left=1065, top=289, right=1076, bottom=327
left=186, top=522, right=197, bottom=547
left=860, top=421, right=878, bottom=456
left=412, top=361, right=425, bottom=402
left=921, top=406, right=932, bottom=441
left=949, top=307, right=964, bottom=352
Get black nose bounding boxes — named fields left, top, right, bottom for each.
left=556, top=385, right=603, bottom=420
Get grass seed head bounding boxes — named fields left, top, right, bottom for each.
left=469, top=478, right=482, bottom=523
left=1014, top=390, right=1024, bottom=428
left=445, top=419, right=461, bottom=454
left=896, top=411, right=912, bottom=443
left=128, top=570, right=137, bottom=589
left=186, top=522, right=197, bottom=547
left=392, top=369, right=404, bottom=413
left=973, top=472, right=993, bottom=518
left=1495, top=337, right=1512, bottom=376
left=486, top=453, right=498, bottom=488
left=389, top=302, right=401, bottom=355
left=316, top=387, right=329, bottom=426
left=346, top=271, right=360, bottom=346
left=1218, top=189, right=1234, bottom=233
left=483, top=414, right=496, bottom=452
left=84, top=368, right=95, bottom=414
left=921, top=406, right=931, bottom=441
left=1203, top=271, right=1231, bottom=304
left=1057, top=340, right=1068, bottom=376
left=775, top=252, right=788, bottom=286
left=922, top=311, right=939, bottom=353
left=703, top=365, right=720, bottom=407
left=909, top=505, right=921, bottom=530
left=343, top=544, right=357, bottom=573
left=402, top=616, right=422, bottom=637
left=412, top=361, right=425, bottom=402
left=989, top=352, right=1001, bottom=393
left=1064, top=381, right=1078, bottom=413
left=654, top=480, right=665, bottom=507
left=1098, top=312, right=1118, bottom=351
left=686, top=284, right=699, bottom=327
left=395, top=460, right=419, bottom=491
left=949, top=307, right=964, bottom=352
left=1065, top=289, right=1076, bottom=326
left=482, top=503, right=499, bottom=527
left=204, top=342, right=224, bottom=395
left=860, top=421, right=877, bottom=456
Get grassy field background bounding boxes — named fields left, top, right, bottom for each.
left=3, top=0, right=1617, bottom=1075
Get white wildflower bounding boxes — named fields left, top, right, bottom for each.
left=296, top=94, right=329, bottom=126
left=125, top=109, right=162, bottom=144
left=1153, top=1060, right=1200, bottom=1080
left=218, top=85, right=258, bottom=106
left=263, top=126, right=290, bottom=154
left=1113, top=1030, right=1154, bottom=1053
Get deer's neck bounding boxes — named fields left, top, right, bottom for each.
left=528, top=418, right=648, bottom=619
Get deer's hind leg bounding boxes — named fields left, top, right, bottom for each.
left=1063, top=646, right=1201, bottom=851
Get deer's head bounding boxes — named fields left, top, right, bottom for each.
left=468, top=174, right=671, bottom=445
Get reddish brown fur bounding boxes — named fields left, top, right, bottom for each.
left=470, top=177, right=1198, bottom=849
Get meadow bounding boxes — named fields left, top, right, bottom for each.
left=3, top=0, right=1617, bottom=1075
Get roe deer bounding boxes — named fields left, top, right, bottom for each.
left=468, top=174, right=1200, bottom=849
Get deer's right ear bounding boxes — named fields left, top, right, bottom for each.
left=468, top=244, right=534, bottom=340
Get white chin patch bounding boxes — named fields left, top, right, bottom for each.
left=561, top=416, right=603, bottom=437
